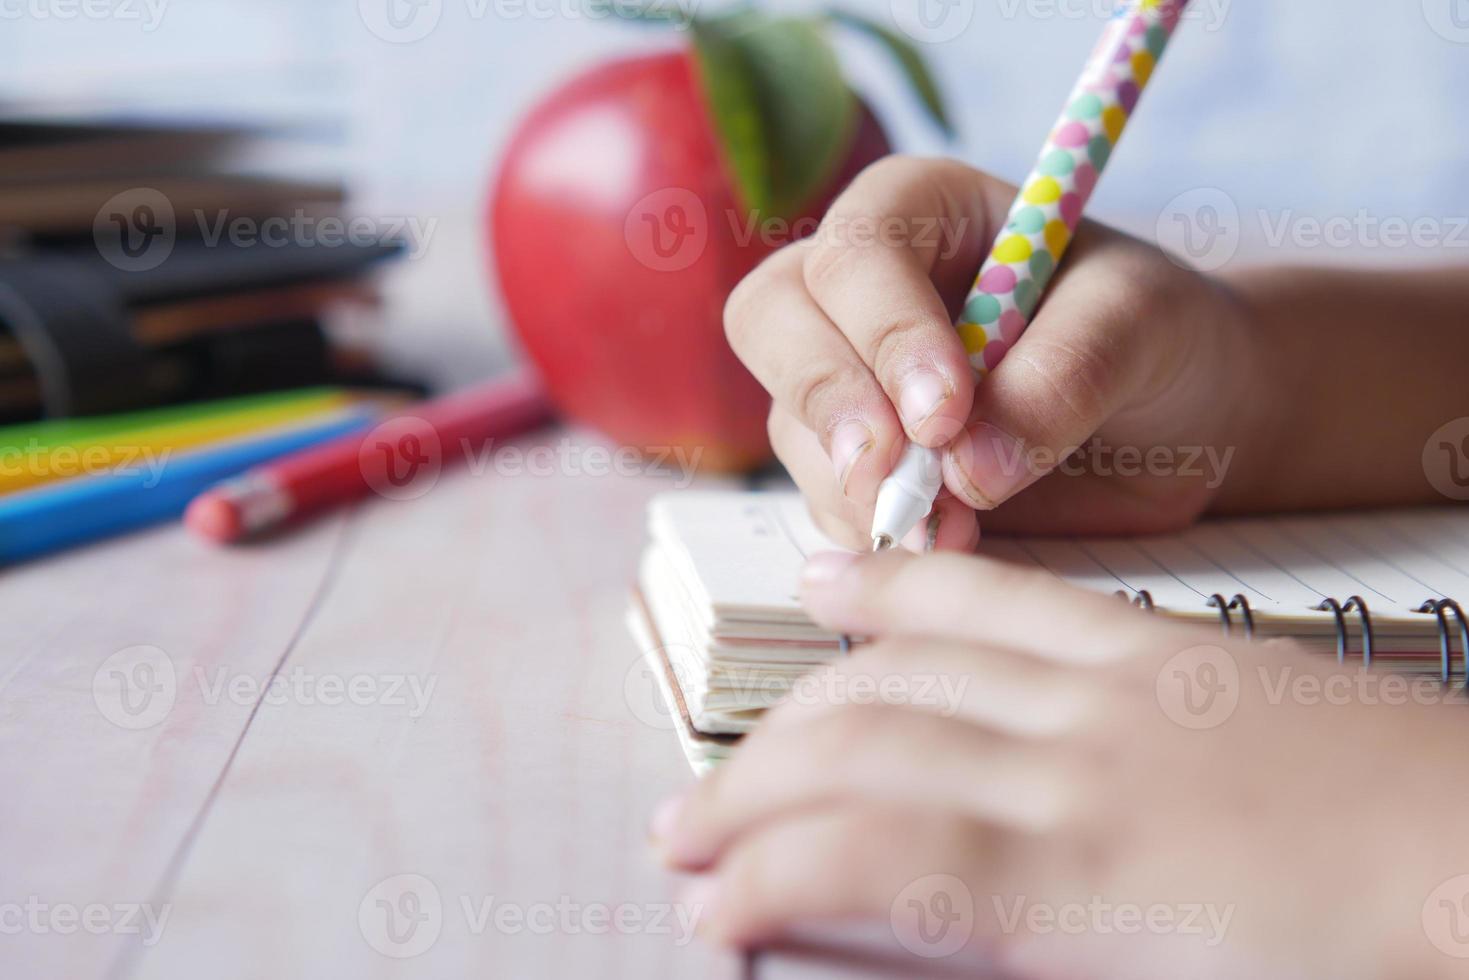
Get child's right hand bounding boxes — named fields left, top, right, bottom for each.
left=723, top=156, right=1267, bottom=550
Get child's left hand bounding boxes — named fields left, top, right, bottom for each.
left=652, top=550, right=1469, bottom=980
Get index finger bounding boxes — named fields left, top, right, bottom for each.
left=801, top=156, right=993, bottom=449
left=798, top=549, right=1194, bottom=661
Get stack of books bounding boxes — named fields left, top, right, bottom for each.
left=0, top=117, right=410, bottom=422
left=0, top=119, right=340, bottom=244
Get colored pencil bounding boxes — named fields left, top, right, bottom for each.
left=0, top=387, right=346, bottom=450
left=0, top=408, right=377, bottom=563
left=0, top=389, right=353, bottom=495
left=185, top=370, right=554, bottom=543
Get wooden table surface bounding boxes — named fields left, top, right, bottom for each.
left=0, top=426, right=755, bottom=979
left=0, top=425, right=977, bottom=979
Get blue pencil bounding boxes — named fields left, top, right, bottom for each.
left=0, top=407, right=377, bottom=562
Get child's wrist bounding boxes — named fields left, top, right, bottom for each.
left=1188, top=270, right=1283, bottom=512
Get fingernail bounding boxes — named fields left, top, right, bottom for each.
left=649, top=791, right=686, bottom=843
left=829, top=420, right=874, bottom=499
left=898, top=370, right=951, bottom=433
left=681, top=876, right=722, bottom=934
left=951, top=423, right=1028, bottom=509
left=801, top=551, right=858, bottom=592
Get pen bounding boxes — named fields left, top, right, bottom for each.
left=870, top=0, right=1192, bottom=550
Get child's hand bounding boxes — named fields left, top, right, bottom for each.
left=724, top=156, right=1264, bottom=550
left=653, top=551, right=1464, bottom=978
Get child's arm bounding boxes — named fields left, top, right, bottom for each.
left=1218, top=266, right=1469, bottom=513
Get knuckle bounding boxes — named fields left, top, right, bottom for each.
left=1078, top=248, right=1181, bottom=353
left=801, top=233, right=865, bottom=296
left=804, top=158, right=935, bottom=292
left=833, top=155, right=972, bottom=240
left=788, top=362, right=863, bottom=432
left=858, top=313, right=936, bottom=376
left=1003, top=336, right=1121, bottom=437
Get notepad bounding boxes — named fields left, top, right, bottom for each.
left=627, top=491, right=1469, bottom=771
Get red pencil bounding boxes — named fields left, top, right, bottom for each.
left=185, top=370, right=554, bottom=542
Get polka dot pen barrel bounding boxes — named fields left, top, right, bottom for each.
left=960, top=0, right=1191, bottom=374
left=869, top=0, right=1194, bottom=550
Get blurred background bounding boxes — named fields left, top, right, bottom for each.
left=2, top=0, right=1466, bottom=409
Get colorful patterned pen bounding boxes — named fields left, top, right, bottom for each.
left=870, top=0, right=1193, bottom=550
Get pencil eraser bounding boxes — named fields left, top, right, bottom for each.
left=184, top=493, right=243, bottom=543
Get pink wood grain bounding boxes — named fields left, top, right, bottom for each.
left=0, top=512, right=352, bottom=978
left=0, top=425, right=973, bottom=978
left=127, top=442, right=740, bottom=977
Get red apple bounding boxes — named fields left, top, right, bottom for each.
left=489, top=49, right=890, bottom=471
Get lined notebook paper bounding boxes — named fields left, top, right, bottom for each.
left=628, top=491, right=1469, bottom=771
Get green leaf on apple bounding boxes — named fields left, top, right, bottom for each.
left=690, top=17, right=776, bottom=218
left=690, top=6, right=954, bottom=218
left=729, top=16, right=857, bottom=219
left=826, top=7, right=955, bottom=138
left=693, top=11, right=856, bottom=219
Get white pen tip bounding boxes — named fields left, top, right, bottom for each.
left=870, top=442, right=944, bottom=550
left=872, top=534, right=893, bottom=552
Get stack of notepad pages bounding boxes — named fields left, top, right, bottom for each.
left=630, top=491, right=1469, bottom=772
left=627, top=492, right=849, bottom=771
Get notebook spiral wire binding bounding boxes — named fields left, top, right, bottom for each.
left=1203, top=594, right=1256, bottom=640
left=1415, top=598, right=1469, bottom=686
left=1229, top=595, right=1255, bottom=639
left=1115, top=590, right=1254, bottom=639
left=1112, top=590, right=1468, bottom=684
left=1113, top=588, right=1155, bottom=611
left=1204, top=593, right=1232, bottom=634
left=1314, top=597, right=1374, bottom=668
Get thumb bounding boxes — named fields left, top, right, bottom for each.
left=940, top=242, right=1178, bottom=509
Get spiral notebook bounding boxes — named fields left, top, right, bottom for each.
left=627, top=491, right=1469, bottom=771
